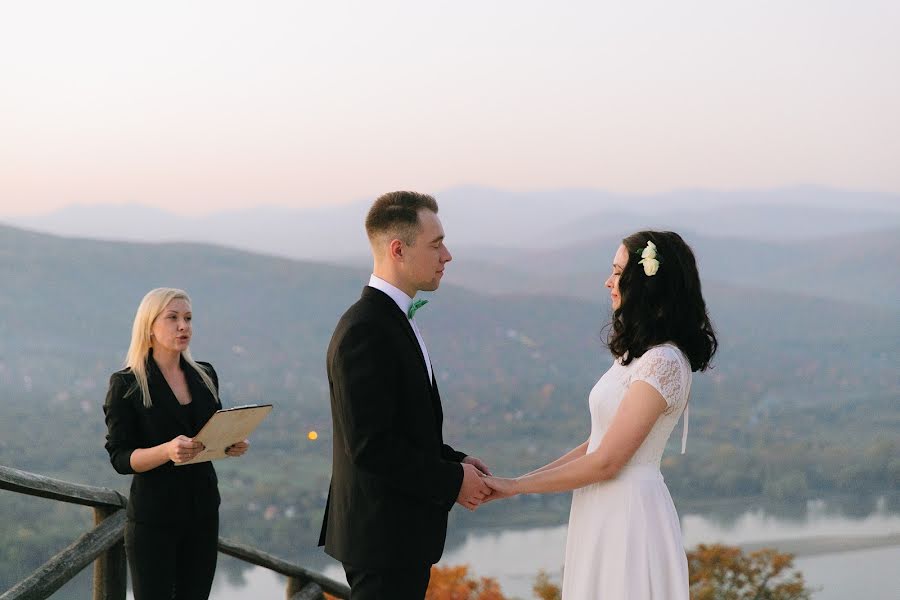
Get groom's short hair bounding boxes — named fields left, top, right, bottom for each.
left=365, top=191, right=439, bottom=246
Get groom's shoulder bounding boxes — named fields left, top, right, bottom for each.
left=334, top=289, right=390, bottom=330
left=343, top=287, right=383, bottom=318
left=328, top=298, right=393, bottom=359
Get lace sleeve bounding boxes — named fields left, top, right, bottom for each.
left=630, top=346, right=688, bottom=411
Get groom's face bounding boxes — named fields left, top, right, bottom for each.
left=404, top=209, right=452, bottom=293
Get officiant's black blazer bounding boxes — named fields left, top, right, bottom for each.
left=318, top=286, right=466, bottom=568
left=103, top=354, right=222, bottom=524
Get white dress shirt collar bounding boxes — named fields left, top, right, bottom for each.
left=368, top=274, right=414, bottom=317
left=368, top=274, right=434, bottom=383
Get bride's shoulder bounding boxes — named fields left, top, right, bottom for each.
left=638, top=343, right=689, bottom=367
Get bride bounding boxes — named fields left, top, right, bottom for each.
left=484, top=231, right=717, bottom=599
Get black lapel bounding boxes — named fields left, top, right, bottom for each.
left=361, top=286, right=432, bottom=386
left=147, top=356, right=193, bottom=432
left=183, top=358, right=219, bottom=425
left=430, top=377, right=444, bottom=435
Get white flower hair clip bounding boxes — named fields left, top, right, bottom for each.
left=637, top=241, right=660, bottom=276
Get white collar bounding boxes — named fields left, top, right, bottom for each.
left=368, top=274, right=415, bottom=317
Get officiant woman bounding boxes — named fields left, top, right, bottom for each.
left=103, top=287, right=249, bottom=600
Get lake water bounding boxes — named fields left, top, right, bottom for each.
left=210, top=543, right=900, bottom=600
left=416, top=498, right=900, bottom=599
left=61, top=496, right=897, bottom=599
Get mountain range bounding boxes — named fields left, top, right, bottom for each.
left=440, top=227, right=900, bottom=310
left=4, top=186, right=899, bottom=262
left=0, top=211, right=896, bottom=579
left=1, top=220, right=895, bottom=472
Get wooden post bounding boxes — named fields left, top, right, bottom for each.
left=92, top=507, right=127, bottom=600
left=3, top=511, right=127, bottom=600
left=286, top=576, right=303, bottom=599
left=290, top=581, right=325, bottom=600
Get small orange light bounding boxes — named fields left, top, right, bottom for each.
left=307, top=431, right=318, bottom=441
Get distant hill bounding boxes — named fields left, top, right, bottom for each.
left=0, top=223, right=896, bottom=581
left=1, top=220, right=895, bottom=466
left=550, top=205, right=900, bottom=243
left=3, top=186, right=899, bottom=261
left=443, top=228, right=900, bottom=309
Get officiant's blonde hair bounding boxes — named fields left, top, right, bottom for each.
left=124, top=287, right=218, bottom=408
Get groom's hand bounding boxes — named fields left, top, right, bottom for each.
left=456, top=463, right=491, bottom=511
left=462, top=455, right=492, bottom=476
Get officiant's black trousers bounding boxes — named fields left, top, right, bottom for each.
left=343, top=563, right=431, bottom=599
left=125, top=512, right=219, bottom=600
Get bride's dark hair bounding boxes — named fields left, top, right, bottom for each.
left=606, top=231, right=717, bottom=372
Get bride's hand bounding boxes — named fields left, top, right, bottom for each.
left=482, top=476, right=520, bottom=502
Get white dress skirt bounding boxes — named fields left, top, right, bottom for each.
left=561, top=344, right=691, bottom=599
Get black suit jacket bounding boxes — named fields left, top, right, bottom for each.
left=103, top=354, right=222, bottom=524
left=318, top=286, right=466, bottom=568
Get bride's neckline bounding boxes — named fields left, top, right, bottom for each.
left=617, top=342, right=680, bottom=365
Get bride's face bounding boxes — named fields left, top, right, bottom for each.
left=605, top=244, right=628, bottom=310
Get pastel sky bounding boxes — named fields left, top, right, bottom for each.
left=1, top=1, right=898, bottom=216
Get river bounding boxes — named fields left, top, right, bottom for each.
left=218, top=496, right=900, bottom=599
left=54, top=495, right=899, bottom=598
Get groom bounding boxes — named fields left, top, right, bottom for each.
left=318, top=191, right=492, bottom=599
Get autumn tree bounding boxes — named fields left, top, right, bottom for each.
left=688, top=544, right=814, bottom=600
left=426, top=564, right=507, bottom=600
left=334, top=548, right=812, bottom=600
left=532, top=570, right=562, bottom=600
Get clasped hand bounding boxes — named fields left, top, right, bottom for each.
left=456, top=456, right=496, bottom=511
left=481, top=475, right=519, bottom=502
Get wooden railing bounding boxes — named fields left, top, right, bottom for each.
left=0, top=465, right=350, bottom=600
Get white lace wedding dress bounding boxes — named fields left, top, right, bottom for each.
left=562, top=343, right=691, bottom=599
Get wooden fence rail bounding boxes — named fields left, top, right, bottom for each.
left=0, top=465, right=126, bottom=509
left=218, top=538, right=349, bottom=598
left=0, top=465, right=349, bottom=600
left=1, top=511, right=127, bottom=600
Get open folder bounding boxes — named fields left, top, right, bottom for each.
left=175, top=404, right=273, bottom=466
